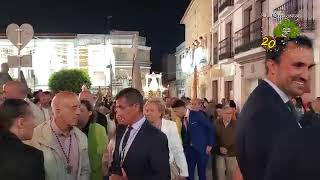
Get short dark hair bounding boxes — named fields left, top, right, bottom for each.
left=171, top=99, right=186, bottom=108
left=229, top=100, right=236, bottom=108
left=0, top=99, right=31, bottom=131
left=215, top=103, right=223, bottom=109
left=80, top=100, right=93, bottom=111
left=265, top=35, right=313, bottom=73
left=80, top=100, right=95, bottom=123
left=115, top=88, right=144, bottom=111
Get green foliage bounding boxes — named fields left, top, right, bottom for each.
left=48, top=69, right=91, bottom=94
left=273, top=19, right=300, bottom=38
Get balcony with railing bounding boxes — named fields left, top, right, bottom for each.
left=273, top=0, right=315, bottom=31
left=219, top=37, right=234, bottom=60
left=218, top=0, right=234, bottom=13
left=234, top=18, right=269, bottom=54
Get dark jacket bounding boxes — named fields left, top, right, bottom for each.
left=110, top=119, right=170, bottom=180
left=300, top=109, right=320, bottom=127
left=215, top=120, right=236, bottom=157
left=0, top=131, right=45, bottom=180
left=264, top=125, right=320, bottom=180
left=95, top=111, right=108, bottom=133
left=236, top=80, right=300, bottom=180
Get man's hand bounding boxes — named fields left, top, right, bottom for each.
left=220, top=147, right=228, bottom=155
left=206, top=146, right=212, bottom=155
left=107, top=138, right=116, bottom=165
left=110, top=169, right=128, bottom=180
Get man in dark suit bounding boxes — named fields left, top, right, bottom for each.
left=109, top=88, right=170, bottom=180
left=172, top=99, right=215, bottom=180
left=236, top=36, right=315, bottom=180
left=0, top=99, right=45, bottom=180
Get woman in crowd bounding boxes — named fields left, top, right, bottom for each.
left=78, top=100, right=108, bottom=180
left=0, top=99, right=45, bottom=180
left=144, top=98, right=188, bottom=180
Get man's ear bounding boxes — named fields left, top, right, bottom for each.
left=266, top=59, right=277, bottom=75
left=15, top=117, right=25, bottom=129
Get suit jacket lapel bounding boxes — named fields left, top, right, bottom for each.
left=122, top=120, right=148, bottom=166
left=262, top=81, right=300, bottom=127
left=114, top=126, right=126, bottom=167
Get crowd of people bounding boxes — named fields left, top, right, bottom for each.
left=0, top=78, right=242, bottom=180
left=0, top=35, right=320, bottom=180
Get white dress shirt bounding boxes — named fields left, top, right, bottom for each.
left=119, top=116, right=146, bottom=162
left=264, top=79, right=302, bottom=128
left=161, top=119, right=189, bottom=177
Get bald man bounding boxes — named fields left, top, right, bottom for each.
left=31, top=92, right=90, bottom=180
left=3, top=81, right=46, bottom=125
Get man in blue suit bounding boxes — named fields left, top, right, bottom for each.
left=172, top=99, right=215, bottom=180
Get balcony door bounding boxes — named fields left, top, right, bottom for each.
left=225, top=21, right=233, bottom=57
left=243, top=6, right=252, bottom=44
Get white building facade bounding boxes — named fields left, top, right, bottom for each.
left=210, top=0, right=317, bottom=109
left=0, top=31, right=151, bottom=94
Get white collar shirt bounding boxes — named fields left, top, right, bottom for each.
left=264, top=79, right=290, bottom=103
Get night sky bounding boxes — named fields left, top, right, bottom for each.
left=0, top=0, right=190, bottom=71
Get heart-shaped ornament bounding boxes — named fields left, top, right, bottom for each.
left=6, top=23, right=34, bottom=50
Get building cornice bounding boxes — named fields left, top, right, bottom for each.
left=180, top=0, right=197, bottom=24
left=234, top=51, right=265, bottom=64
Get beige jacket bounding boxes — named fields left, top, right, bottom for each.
left=31, top=121, right=91, bottom=180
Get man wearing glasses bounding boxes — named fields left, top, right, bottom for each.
left=215, top=105, right=237, bottom=180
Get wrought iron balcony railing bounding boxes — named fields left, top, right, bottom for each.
left=218, top=0, right=234, bottom=13
left=219, top=37, right=234, bottom=60
left=273, top=0, right=315, bottom=31
left=234, top=17, right=270, bottom=54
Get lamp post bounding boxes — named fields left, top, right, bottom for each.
left=107, top=64, right=112, bottom=98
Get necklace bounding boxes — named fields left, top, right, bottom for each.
left=50, top=121, right=72, bottom=174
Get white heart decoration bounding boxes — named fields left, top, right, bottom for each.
left=6, top=23, right=34, bottom=50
